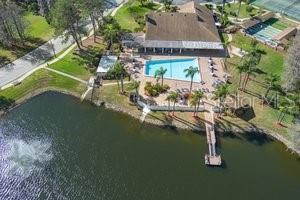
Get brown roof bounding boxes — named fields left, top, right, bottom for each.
left=145, top=3, right=220, bottom=43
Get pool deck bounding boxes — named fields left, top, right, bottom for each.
left=125, top=54, right=227, bottom=106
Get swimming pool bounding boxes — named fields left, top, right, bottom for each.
left=145, top=58, right=201, bottom=82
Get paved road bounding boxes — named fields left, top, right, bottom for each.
left=0, top=0, right=123, bottom=89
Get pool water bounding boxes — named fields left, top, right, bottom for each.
left=145, top=58, right=201, bottom=82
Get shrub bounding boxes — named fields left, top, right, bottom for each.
left=216, top=5, right=223, bottom=13
left=111, top=43, right=122, bottom=54
left=144, top=82, right=170, bottom=97
left=205, top=4, right=213, bottom=10
left=230, top=11, right=237, bottom=17
left=221, top=14, right=230, bottom=27
left=250, top=13, right=256, bottom=17
left=246, top=5, right=254, bottom=13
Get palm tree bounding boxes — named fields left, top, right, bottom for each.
left=242, top=67, right=256, bottom=91
left=165, top=95, right=172, bottom=115
left=241, top=44, right=261, bottom=91
left=138, top=0, right=147, bottom=6
left=213, top=83, right=230, bottom=109
left=162, top=0, right=173, bottom=12
left=277, top=95, right=297, bottom=125
left=264, top=73, right=279, bottom=99
left=112, top=62, right=126, bottom=94
left=190, top=95, right=198, bottom=117
left=277, top=103, right=290, bottom=125
left=194, top=90, right=205, bottom=115
left=223, top=40, right=230, bottom=62
left=154, top=67, right=167, bottom=86
left=103, top=23, right=119, bottom=50
left=221, top=0, right=226, bottom=17
left=167, top=91, right=179, bottom=115
left=249, top=41, right=261, bottom=64
left=184, top=66, right=199, bottom=93
left=236, top=59, right=248, bottom=89
left=242, top=58, right=257, bottom=91
left=190, top=90, right=205, bottom=117
left=128, top=80, right=140, bottom=95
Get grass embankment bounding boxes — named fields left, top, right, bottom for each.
left=0, top=12, right=54, bottom=63
left=49, top=37, right=106, bottom=81
left=114, top=0, right=160, bottom=32
left=0, top=69, right=86, bottom=110
left=224, top=33, right=293, bottom=136
left=100, top=84, right=206, bottom=129
left=224, top=3, right=259, bottom=18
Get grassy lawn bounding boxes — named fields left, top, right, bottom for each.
left=49, top=49, right=93, bottom=81
left=0, top=12, right=54, bottom=63
left=49, top=37, right=106, bottom=80
left=100, top=83, right=133, bottom=109
left=230, top=33, right=285, bottom=76
left=224, top=33, right=293, bottom=136
left=0, top=69, right=86, bottom=109
left=24, top=12, right=54, bottom=41
left=114, top=0, right=160, bottom=32
left=224, top=3, right=259, bottom=18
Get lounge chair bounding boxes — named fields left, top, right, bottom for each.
left=176, top=89, right=182, bottom=93
left=182, top=88, right=189, bottom=93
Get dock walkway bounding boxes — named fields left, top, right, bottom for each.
left=204, top=105, right=222, bottom=166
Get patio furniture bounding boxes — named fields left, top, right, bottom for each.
left=182, top=88, right=189, bottom=93
left=176, top=89, right=182, bottom=94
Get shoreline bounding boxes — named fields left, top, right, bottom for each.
left=1, top=88, right=299, bottom=157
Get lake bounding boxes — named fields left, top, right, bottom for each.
left=0, top=92, right=299, bottom=200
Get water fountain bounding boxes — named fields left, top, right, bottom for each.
left=2, top=139, right=53, bottom=177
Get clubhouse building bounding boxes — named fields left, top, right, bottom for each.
left=124, top=2, right=224, bottom=55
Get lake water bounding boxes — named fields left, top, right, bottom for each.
left=0, top=92, right=299, bottom=200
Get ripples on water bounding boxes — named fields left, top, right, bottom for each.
left=0, top=121, right=53, bottom=199
left=0, top=92, right=300, bottom=200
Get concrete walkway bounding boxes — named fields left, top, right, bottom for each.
left=44, top=67, right=87, bottom=84
left=0, top=0, right=124, bottom=89
left=102, top=81, right=129, bottom=86
left=110, top=0, right=128, bottom=16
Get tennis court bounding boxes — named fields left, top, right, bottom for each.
left=245, top=20, right=283, bottom=46
left=252, top=0, right=300, bottom=21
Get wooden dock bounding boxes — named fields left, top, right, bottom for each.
left=204, top=106, right=222, bottom=166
